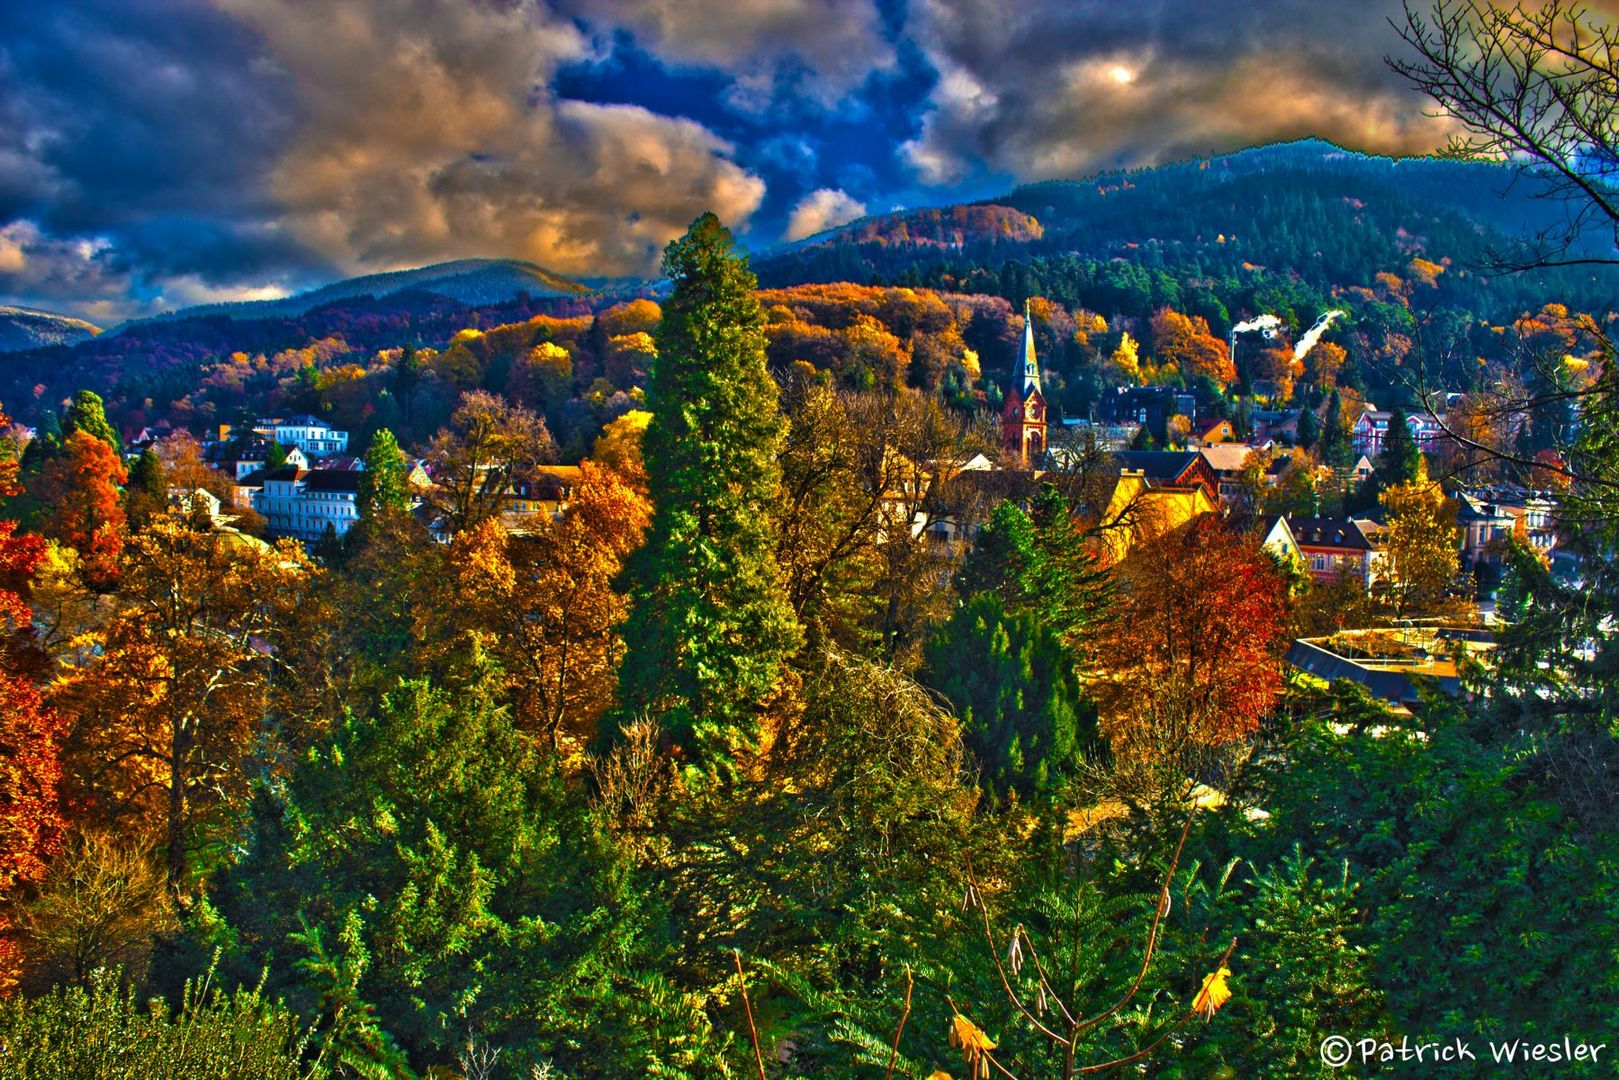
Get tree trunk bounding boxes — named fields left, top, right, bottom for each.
left=167, top=751, right=187, bottom=893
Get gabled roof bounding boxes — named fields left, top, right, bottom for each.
left=1286, top=515, right=1380, bottom=551
left=1198, top=444, right=1253, bottom=473
left=1115, top=450, right=1201, bottom=482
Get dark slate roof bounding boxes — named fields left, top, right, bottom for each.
left=1115, top=450, right=1200, bottom=481
left=278, top=413, right=326, bottom=426
left=304, top=469, right=362, bottom=493
left=1286, top=515, right=1378, bottom=551
left=1284, top=639, right=1456, bottom=703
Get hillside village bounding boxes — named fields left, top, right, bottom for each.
left=2, top=5, right=1617, bottom=1066
left=7, top=292, right=1555, bottom=730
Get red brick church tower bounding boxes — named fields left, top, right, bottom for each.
left=1001, top=301, right=1047, bottom=466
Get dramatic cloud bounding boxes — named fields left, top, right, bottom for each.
left=7, top=0, right=1604, bottom=317
left=0, top=0, right=323, bottom=319
left=561, top=0, right=895, bottom=106
left=902, top=0, right=1458, bottom=184
left=0, top=219, right=129, bottom=323
left=0, top=219, right=294, bottom=324
left=784, top=188, right=868, bottom=240
left=223, top=0, right=766, bottom=278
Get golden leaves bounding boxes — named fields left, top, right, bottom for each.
left=948, top=1014, right=996, bottom=1079
left=1192, top=966, right=1232, bottom=1020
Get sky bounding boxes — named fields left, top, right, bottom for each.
left=0, top=0, right=1469, bottom=324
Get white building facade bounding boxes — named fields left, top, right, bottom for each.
left=254, top=466, right=363, bottom=541
left=271, top=415, right=349, bottom=458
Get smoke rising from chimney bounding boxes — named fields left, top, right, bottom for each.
left=1230, top=314, right=1281, bottom=337
left=1294, top=309, right=1346, bottom=361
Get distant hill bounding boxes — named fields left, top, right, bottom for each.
left=0, top=305, right=100, bottom=352
left=126, top=258, right=591, bottom=328
left=752, top=139, right=1619, bottom=319
left=783, top=204, right=1044, bottom=252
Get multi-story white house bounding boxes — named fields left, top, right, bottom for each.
left=1353, top=410, right=1446, bottom=458
left=271, top=415, right=349, bottom=458
left=254, top=466, right=363, bottom=541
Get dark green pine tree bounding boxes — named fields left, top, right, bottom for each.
left=60, top=389, right=121, bottom=451
left=1378, top=404, right=1423, bottom=485
left=957, top=500, right=1038, bottom=603
left=266, top=442, right=289, bottom=470
left=1320, top=388, right=1349, bottom=467
left=1023, top=484, right=1113, bottom=655
left=961, top=485, right=1112, bottom=654
left=921, top=593, right=1095, bottom=799
left=613, top=213, right=801, bottom=763
left=129, top=447, right=165, bottom=500
left=1296, top=403, right=1321, bottom=451
left=357, top=428, right=411, bottom=520
left=205, top=674, right=665, bottom=1077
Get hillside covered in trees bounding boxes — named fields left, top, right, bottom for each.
left=4, top=140, right=1616, bottom=468
left=1, top=79, right=1619, bottom=1080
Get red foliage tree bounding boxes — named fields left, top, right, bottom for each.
left=35, top=430, right=127, bottom=589
left=0, top=407, right=66, bottom=992
left=1093, top=515, right=1288, bottom=799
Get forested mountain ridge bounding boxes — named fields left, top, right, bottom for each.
left=753, top=139, right=1619, bottom=323
left=3, top=139, right=1616, bottom=463
left=0, top=305, right=100, bottom=353
left=125, top=258, right=591, bottom=327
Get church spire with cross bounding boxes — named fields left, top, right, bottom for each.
left=1002, top=299, right=1048, bottom=467
left=1017, top=298, right=1042, bottom=396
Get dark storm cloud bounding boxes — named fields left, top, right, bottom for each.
left=0, top=0, right=331, bottom=318
left=901, top=0, right=1457, bottom=184
left=555, top=0, right=895, bottom=108
left=3, top=0, right=1576, bottom=318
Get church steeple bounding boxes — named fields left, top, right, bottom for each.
left=1002, top=300, right=1047, bottom=467
left=1017, top=299, right=1041, bottom=397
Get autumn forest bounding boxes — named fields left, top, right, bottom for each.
left=3, top=1, right=1619, bottom=1078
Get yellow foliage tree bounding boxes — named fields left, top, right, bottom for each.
left=52, top=511, right=317, bottom=890
left=1377, top=463, right=1464, bottom=617
left=1110, top=332, right=1142, bottom=382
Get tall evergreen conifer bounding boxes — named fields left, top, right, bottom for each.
left=1321, top=389, right=1349, bottom=467
left=61, top=390, right=120, bottom=451
left=1378, top=405, right=1423, bottom=485
left=614, top=213, right=800, bottom=763
left=357, top=428, right=410, bottom=520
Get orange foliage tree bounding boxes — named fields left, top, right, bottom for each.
left=52, top=512, right=316, bottom=890
left=1254, top=344, right=1304, bottom=402
left=1302, top=339, right=1348, bottom=392
left=447, top=462, right=650, bottom=752
left=35, top=430, right=127, bottom=589
left=1092, top=516, right=1288, bottom=804
left=1150, top=308, right=1235, bottom=387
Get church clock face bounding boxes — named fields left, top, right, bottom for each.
left=1026, top=401, right=1039, bottom=420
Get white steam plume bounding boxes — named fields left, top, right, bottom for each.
left=1230, top=314, right=1281, bottom=337
left=1294, top=309, right=1346, bottom=361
